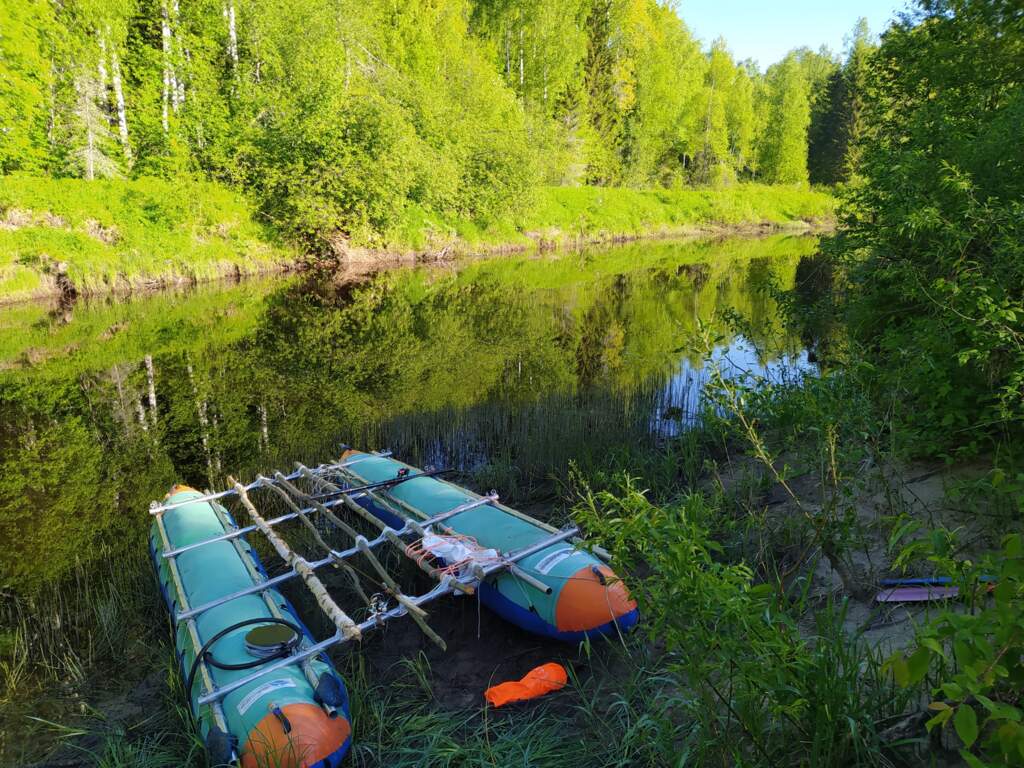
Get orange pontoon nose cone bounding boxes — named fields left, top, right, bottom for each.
left=241, top=703, right=351, bottom=768
left=555, top=565, right=637, bottom=632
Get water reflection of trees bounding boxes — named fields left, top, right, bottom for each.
left=0, top=236, right=818, bottom=592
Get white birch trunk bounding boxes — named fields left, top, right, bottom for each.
left=161, top=1, right=173, bottom=130
left=144, top=355, right=158, bottom=428
left=110, top=48, right=131, bottom=161
left=211, top=409, right=223, bottom=474
left=224, top=2, right=239, bottom=67
left=186, top=357, right=215, bottom=480
left=172, top=0, right=185, bottom=108
left=259, top=403, right=270, bottom=453
left=97, top=35, right=109, bottom=107
left=505, top=27, right=511, bottom=77
left=518, top=26, right=524, bottom=92
left=111, top=364, right=131, bottom=431
left=136, top=398, right=149, bottom=431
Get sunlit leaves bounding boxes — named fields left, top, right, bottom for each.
left=838, top=0, right=1024, bottom=454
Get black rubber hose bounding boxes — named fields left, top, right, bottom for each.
left=184, top=617, right=302, bottom=711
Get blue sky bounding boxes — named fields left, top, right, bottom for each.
left=678, top=1, right=910, bottom=68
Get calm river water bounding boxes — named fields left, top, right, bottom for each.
left=0, top=235, right=818, bottom=594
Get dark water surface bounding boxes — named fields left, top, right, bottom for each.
left=0, top=235, right=817, bottom=594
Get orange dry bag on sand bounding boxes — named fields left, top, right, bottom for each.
left=484, top=663, right=568, bottom=708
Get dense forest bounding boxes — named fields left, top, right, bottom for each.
left=1, top=0, right=867, bottom=249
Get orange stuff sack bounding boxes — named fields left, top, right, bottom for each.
left=484, top=663, right=568, bottom=708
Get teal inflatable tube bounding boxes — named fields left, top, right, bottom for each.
left=336, top=452, right=639, bottom=641
left=149, top=486, right=352, bottom=768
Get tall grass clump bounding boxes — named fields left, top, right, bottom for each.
left=335, top=644, right=688, bottom=768
left=0, top=546, right=175, bottom=765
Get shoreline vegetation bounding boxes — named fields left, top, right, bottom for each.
left=0, top=0, right=852, bottom=309
left=0, top=176, right=834, bottom=304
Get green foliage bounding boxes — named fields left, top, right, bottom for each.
left=838, top=0, right=1024, bottom=452
left=471, top=0, right=590, bottom=116
left=2, top=0, right=841, bottom=251
left=574, top=477, right=912, bottom=766
left=0, top=174, right=293, bottom=300
left=234, top=0, right=539, bottom=251
left=887, top=533, right=1024, bottom=766
left=692, top=39, right=735, bottom=185
left=757, top=53, right=811, bottom=185
left=0, top=1, right=58, bottom=173
left=806, top=19, right=875, bottom=186
left=725, top=61, right=757, bottom=176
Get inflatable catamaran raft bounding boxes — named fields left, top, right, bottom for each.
left=150, top=450, right=638, bottom=767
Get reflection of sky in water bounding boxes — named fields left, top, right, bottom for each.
left=653, top=336, right=814, bottom=437
left=386, top=336, right=815, bottom=474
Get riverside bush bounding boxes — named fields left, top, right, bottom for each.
left=837, top=0, right=1024, bottom=453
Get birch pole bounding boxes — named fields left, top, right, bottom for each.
left=231, top=479, right=362, bottom=641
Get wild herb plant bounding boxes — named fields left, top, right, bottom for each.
left=573, top=475, right=911, bottom=766
left=886, top=531, right=1024, bottom=767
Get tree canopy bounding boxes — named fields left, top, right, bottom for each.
left=0, top=1, right=867, bottom=247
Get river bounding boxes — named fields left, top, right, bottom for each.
left=0, top=233, right=831, bottom=764
left=0, top=234, right=820, bottom=596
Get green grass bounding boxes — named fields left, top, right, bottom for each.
left=0, top=175, right=833, bottom=301
left=0, top=174, right=296, bottom=302
left=386, top=183, right=836, bottom=250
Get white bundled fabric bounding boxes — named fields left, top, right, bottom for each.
left=420, top=533, right=501, bottom=577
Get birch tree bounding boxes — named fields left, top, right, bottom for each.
left=726, top=61, right=756, bottom=175
left=72, top=72, right=119, bottom=179
left=757, top=53, right=811, bottom=185
left=109, top=41, right=132, bottom=161
left=224, top=1, right=239, bottom=70
left=694, top=39, right=733, bottom=184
